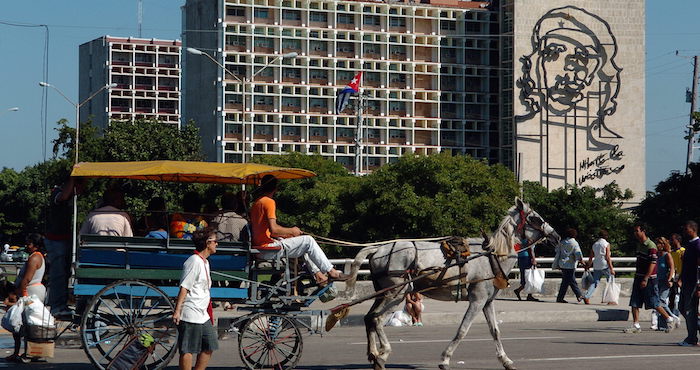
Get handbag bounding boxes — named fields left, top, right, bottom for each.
left=581, top=270, right=594, bottom=290
left=1, top=297, right=25, bottom=333
left=602, top=275, right=621, bottom=304
left=523, top=267, right=545, bottom=294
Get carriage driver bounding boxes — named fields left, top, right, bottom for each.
left=250, top=175, right=350, bottom=285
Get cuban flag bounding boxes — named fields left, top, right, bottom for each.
left=335, top=72, right=362, bottom=114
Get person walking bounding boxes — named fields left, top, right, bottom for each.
left=669, top=233, right=685, bottom=317
left=173, top=228, right=219, bottom=369
left=624, top=224, right=679, bottom=334
left=651, top=237, right=679, bottom=330
left=678, top=221, right=700, bottom=347
left=554, top=228, right=584, bottom=303
left=583, top=229, right=615, bottom=304
left=513, top=242, right=540, bottom=302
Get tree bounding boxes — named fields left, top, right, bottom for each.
left=636, top=162, right=700, bottom=237
left=523, top=181, right=634, bottom=255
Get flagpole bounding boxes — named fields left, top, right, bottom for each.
left=354, top=94, right=363, bottom=175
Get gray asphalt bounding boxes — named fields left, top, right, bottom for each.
left=1, top=321, right=698, bottom=369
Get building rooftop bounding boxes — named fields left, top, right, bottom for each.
left=343, top=0, right=491, bottom=10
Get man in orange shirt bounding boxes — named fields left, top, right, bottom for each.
left=250, top=175, right=348, bottom=284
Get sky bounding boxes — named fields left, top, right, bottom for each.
left=0, top=1, right=695, bottom=193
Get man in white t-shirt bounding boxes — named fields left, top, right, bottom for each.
left=79, top=189, right=133, bottom=237
left=173, top=228, right=218, bottom=369
left=583, top=229, right=616, bottom=304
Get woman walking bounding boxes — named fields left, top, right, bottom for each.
left=554, top=228, right=584, bottom=303
left=5, top=233, right=47, bottom=364
left=582, top=229, right=615, bottom=304
left=651, top=237, right=680, bottom=330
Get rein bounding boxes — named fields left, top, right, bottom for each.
left=307, top=233, right=451, bottom=247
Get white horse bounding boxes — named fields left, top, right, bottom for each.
left=344, top=198, right=560, bottom=370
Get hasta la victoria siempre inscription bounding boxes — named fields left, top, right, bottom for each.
left=578, top=145, right=624, bottom=184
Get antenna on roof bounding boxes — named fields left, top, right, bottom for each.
left=137, top=0, right=143, bottom=38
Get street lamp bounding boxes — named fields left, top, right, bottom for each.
left=39, top=82, right=117, bottom=164
left=187, top=47, right=298, bottom=163
left=0, top=107, right=19, bottom=117
left=39, top=81, right=116, bottom=268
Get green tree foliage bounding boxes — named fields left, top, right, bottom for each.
left=523, top=181, right=634, bottom=256
left=636, top=162, right=700, bottom=237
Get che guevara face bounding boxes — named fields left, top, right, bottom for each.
left=539, top=29, right=602, bottom=113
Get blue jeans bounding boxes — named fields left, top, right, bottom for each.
left=680, top=285, right=700, bottom=345
left=583, top=268, right=611, bottom=299
left=45, top=238, right=71, bottom=311
left=655, top=281, right=673, bottom=329
left=557, top=268, right=582, bottom=301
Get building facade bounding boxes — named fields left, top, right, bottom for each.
left=79, top=36, right=182, bottom=129
left=502, top=0, right=646, bottom=199
left=183, top=0, right=498, bottom=169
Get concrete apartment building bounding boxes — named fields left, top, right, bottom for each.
left=183, top=0, right=498, bottom=169
left=79, top=36, right=182, bottom=129
left=183, top=0, right=645, bottom=198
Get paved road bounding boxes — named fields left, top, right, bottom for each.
left=1, top=321, right=698, bottom=369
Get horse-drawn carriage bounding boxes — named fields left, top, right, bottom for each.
left=60, top=160, right=559, bottom=370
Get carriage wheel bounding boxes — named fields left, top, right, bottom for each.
left=80, top=280, right=178, bottom=369
left=238, top=313, right=303, bottom=369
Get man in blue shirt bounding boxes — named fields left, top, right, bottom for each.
left=678, top=221, right=700, bottom=346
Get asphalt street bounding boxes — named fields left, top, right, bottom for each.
left=1, top=321, right=698, bottom=369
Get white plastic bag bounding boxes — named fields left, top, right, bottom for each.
left=384, top=310, right=411, bottom=327
left=581, top=270, right=594, bottom=290
left=602, top=276, right=621, bottom=304
left=23, top=295, right=55, bottom=327
left=1, top=297, right=25, bottom=333
left=523, top=267, right=545, bottom=294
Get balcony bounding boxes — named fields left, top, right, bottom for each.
left=157, top=85, right=177, bottom=91
left=225, top=103, right=243, bottom=111
left=224, top=133, right=242, bottom=140
left=335, top=136, right=353, bottom=143
left=309, top=135, right=328, bottom=143
left=281, top=134, right=301, bottom=142
left=255, top=46, right=274, bottom=54
left=365, top=80, right=381, bottom=88
left=281, top=106, right=301, bottom=113
left=135, top=61, right=154, bottom=67
left=309, top=78, right=328, bottom=85
left=157, top=108, right=177, bottom=114
left=135, top=107, right=154, bottom=113
left=134, top=84, right=154, bottom=90
left=225, top=45, right=246, bottom=52
left=389, top=81, right=406, bottom=89
left=253, top=134, right=273, bottom=140
left=112, top=60, right=130, bottom=66
left=388, top=52, right=407, bottom=61
left=282, top=76, right=301, bottom=84
left=253, top=104, right=274, bottom=112
left=309, top=106, right=328, bottom=113
left=110, top=106, right=130, bottom=112
left=254, top=75, right=274, bottom=83
left=388, top=110, right=406, bottom=117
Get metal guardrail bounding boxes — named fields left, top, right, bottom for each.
left=331, top=257, right=638, bottom=277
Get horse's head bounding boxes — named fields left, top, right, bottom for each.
left=513, top=197, right=560, bottom=249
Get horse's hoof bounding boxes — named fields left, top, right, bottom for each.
left=439, top=364, right=450, bottom=370
left=372, top=358, right=386, bottom=370
left=503, top=361, right=516, bottom=370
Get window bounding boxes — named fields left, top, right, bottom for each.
left=254, top=9, right=270, bottom=18
left=337, top=14, right=354, bottom=24
left=337, top=128, right=354, bottom=137
left=310, top=69, right=328, bottom=79
left=254, top=96, right=273, bottom=105
left=389, top=8, right=398, bottom=15
left=336, top=42, right=354, bottom=53
left=389, top=17, right=405, bottom=27
left=283, top=68, right=301, bottom=78
left=310, top=31, right=319, bottom=38
left=282, top=97, right=301, bottom=107
left=363, top=15, right=380, bottom=26
left=337, top=71, right=354, bottom=81
left=282, top=39, right=301, bottom=50
left=389, top=129, right=406, bottom=138
left=365, top=72, right=380, bottom=82
left=282, top=10, right=301, bottom=20
left=310, top=41, right=327, bottom=51
left=440, top=20, right=457, bottom=31
left=367, top=128, right=380, bottom=138
left=254, top=38, right=274, bottom=48
left=389, top=45, right=406, bottom=55
left=309, top=11, right=327, bottom=22
left=364, top=44, right=380, bottom=55
left=226, top=35, right=245, bottom=47
left=254, top=125, right=273, bottom=135
left=283, top=126, right=301, bottom=136
left=310, top=98, right=327, bottom=107
left=389, top=102, right=405, bottom=111
left=311, top=127, right=327, bottom=136
left=226, top=7, right=245, bottom=17
left=389, top=74, right=406, bottom=83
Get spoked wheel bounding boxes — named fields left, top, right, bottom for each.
left=238, top=313, right=303, bottom=369
left=80, top=280, right=178, bottom=369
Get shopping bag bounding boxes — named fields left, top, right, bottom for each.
left=106, top=334, right=154, bottom=370
left=523, top=267, right=545, bottom=294
left=602, top=276, right=620, bottom=304
left=23, top=295, right=55, bottom=327
left=581, top=270, right=594, bottom=290
left=1, top=297, right=25, bottom=333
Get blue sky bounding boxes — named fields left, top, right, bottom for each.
left=0, top=1, right=694, bottom=193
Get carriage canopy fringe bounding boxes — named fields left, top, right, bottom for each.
left=70, top=160, right=316, bottom=185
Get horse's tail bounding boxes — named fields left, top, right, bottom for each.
left=343, top=245, right=380, bottom=298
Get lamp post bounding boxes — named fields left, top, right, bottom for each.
left=39, top=81, right=116, bottom=267
left=0, top=107, right=20, bottom=117
left=186, top=47, right=298, bottom=163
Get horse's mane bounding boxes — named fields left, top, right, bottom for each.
left=488, top=206, right=518, bottom=259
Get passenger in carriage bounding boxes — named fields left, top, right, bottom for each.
left=249, top=175, right=349, bottom=285
left=170, top=191, right=208, bottom=240
left=211, top=192, right=248, bottom=242
left=79, top=188, right=133, bottom=237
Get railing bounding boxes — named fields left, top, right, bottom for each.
left=330, top=257, right=638, bottom=277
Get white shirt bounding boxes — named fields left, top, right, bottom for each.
left=179, top=254, right=211, bottom=324
left=79, top=205, right=133, bottom=237
left=592, top=238, right=610, bottom=271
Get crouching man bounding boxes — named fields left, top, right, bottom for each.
left=173, top=228, right=219, bottom=369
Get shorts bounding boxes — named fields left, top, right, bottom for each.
left=629, top=276, right=660, bottom=310
left=177, top=320, right=219, bottom=354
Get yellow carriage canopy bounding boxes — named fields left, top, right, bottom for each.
left=70, top=161, right=316, bottom=184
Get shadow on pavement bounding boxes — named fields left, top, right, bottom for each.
left=561, top=340, right=681, bottom=347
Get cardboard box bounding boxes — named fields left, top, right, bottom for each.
left=26, top=341, right=55, bottom=358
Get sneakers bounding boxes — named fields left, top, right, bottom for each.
left=413, top=322, right=424, bottom=327
left=556, top=299, right=569, bottom=304
left=623, top=325, right=642, bottom=333
left=678, top=341, right=699, bottom=347
left=665, top=317, right=678, bottom=333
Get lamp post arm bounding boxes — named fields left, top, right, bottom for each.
left=46, top=85, right=78, bottom=109
left=252, top=55, right=282, bottom=79
left=201, top=52, right=245, bottom=84
left=78, top=84, right=111, bottom=108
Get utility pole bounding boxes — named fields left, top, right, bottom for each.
left=137, top=0, right=143, bottom=38
left=686, top=55, right=699, bottom=174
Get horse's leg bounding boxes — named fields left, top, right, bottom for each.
left=373, top=291, right=408, bottom=368
left=439, top=284, right=487, bottom=370
left=365, top=297, right=384, bottom=365
left=483, top=298, right=516, bottom=370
